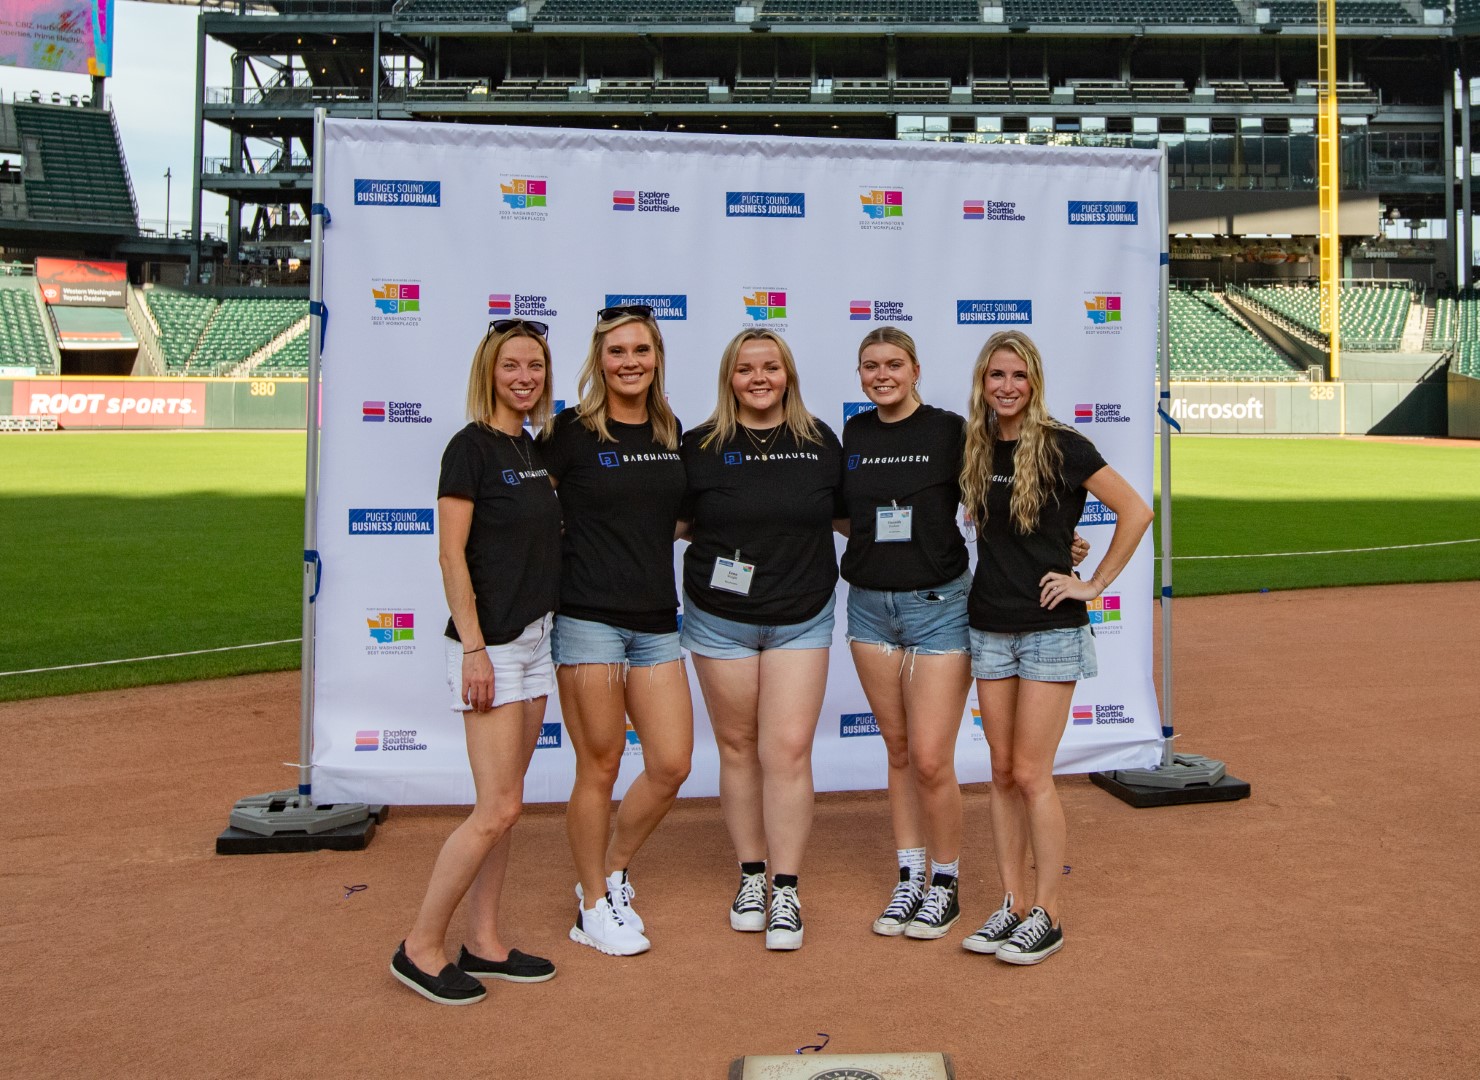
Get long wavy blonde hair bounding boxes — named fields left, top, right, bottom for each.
left=959, top=330, right=1069, bottom=534
left=699, top=328, right=822, bottom=450
left=562, top=311, right=679, bottom=450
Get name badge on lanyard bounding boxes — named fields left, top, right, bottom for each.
left=711, top=551, right=756, bottom=595
left=875, top=504, right=913, bottom=543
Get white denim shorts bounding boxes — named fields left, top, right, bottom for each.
left=445, top=613, right=554, bottom=710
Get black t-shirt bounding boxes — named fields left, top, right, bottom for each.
left=681, top=421, right=844, bottom=625
left=438, top=422, right=562, bottom=646
left=542, top=408, right=686, bottom=634
left=840, top=404, right=969, bottom=591
left=968, top=426, right=1108, bottom=633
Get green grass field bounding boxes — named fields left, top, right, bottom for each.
left=1, top=432, right=1477, bottom=702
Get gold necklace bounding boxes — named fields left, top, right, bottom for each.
left=500, top=427, right=534, bottom=473
left=740, top=422, right=783, bottom=460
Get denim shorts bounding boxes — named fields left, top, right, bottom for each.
left=679, top=591, right=836, bottom=660
left=970, top=624, right=1097, bottom=683
left=446, top=613, right=554, bottom=710
left=551, top=614, right=681, bottom=668
left=845, top=569, right=971, bottom=656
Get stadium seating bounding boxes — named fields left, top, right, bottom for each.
left=1241, top=282, right=1412, bottom=351
left=192, top=298, right=308, bottom=374
left=759, top=0, right=980, bottom=21
left=144, top=289, right=217, bottom=373
left=1426, top=290, right=1456, bottom=351
left=11, top=103, right=137, bottom=229
left=1002, top=0, right=1241, bottom=24
left=1433, top=290, right=1480, bottom=378
left=1169, top=286, right=1303, bottom=381
left=1263, top=0, right=1415, bottom=25
left=253, top=329, right=310, bottom=376
left=531, top=0, right=738, bottom=21
left=0, top=277, right=55, bottom=373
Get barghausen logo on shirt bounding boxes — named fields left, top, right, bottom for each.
left=840, top=712, right=881, bottom=738
left=349, top=508, right=434, bottom=535
left=957, top=299, right=1032, bottom=325
left=598, top=452, right=620, bottom=467
left=724, top=451, right=743, bottom=466
left=502, top=466, right=550, bottom=486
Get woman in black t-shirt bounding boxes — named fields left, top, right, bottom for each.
left=681, top=328, right=844, bottom=952
left=840, top=328, right=973, bottom=942
left=542, top=305, right=692, bottom=958
left=957, top=330, right=1152, bottom=966
left=391, top=320, right=561, bottom=1006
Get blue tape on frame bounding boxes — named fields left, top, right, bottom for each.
left=1161, top=585, right=1173, bottom=598
left=1158, top=406, right=1182, bottom=432
left=1161, top=726, right=1174, bottom=739
left=309, top=300, right=329, bottom=354
left=1160, top=252, right=1170, bottom=265
left=298, top=783, right=312, bottom=796
left=305, top=548, right=323, bottom=602
left=310, top=202, right=331, bottom=227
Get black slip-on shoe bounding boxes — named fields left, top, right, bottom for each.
left=457, top=945, right=556, bottom=983
left=390, top=941, right=487, bottom=1005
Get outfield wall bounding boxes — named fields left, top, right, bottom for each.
left=0, top=377, right=308, bottom=429
left=1168, top=379, right=1446, bottom=436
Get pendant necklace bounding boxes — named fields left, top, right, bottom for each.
left=741, top=422, right=783, bottom=461
left=500, top=425, right=534, bottom=473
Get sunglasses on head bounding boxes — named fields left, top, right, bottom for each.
left=488, top=318, right=549, bottom=337
left=596, top=303, right=653, bottom=322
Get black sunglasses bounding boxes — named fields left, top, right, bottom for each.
left=488, top=318, right=549, bottom=337
left=596, top=303, right=653, bottom=322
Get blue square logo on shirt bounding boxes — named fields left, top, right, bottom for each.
left=847, top=454, right=860, bottom=470
left=723, top=451, right=743, bottom=466
left=502, top=469, right=520, bottom=485
left=598, top=452, right=620, bottom=468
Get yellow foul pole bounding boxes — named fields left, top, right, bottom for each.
left=1317, top=0, right=1342, bottom=378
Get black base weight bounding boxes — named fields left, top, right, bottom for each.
left=216, top=815, right=378, bottom=855
left=1090, top=771, right=1251, bottom=808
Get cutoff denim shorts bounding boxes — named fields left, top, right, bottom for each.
left=845, top=569, right=971, bottom=655
left=679, top=590, right=836, bottom=660
left=445, top=613, right=554, bottom=710
left=970, top=623, right=1097, bottom=683
left=551, top=614, right=682, bottom=668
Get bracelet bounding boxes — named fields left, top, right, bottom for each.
left=463, top=646, right=484, bottom=655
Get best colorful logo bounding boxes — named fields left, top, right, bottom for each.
left=860, top=189, right=902, bottom=220
left=1085, top=296, right=1122, bottom=325
left=501, top=179, right=547, bottom=210
left=1085, top=595, right=1121, bottom=626
left=744, top=290, right=786, bottom=320
left=367, top=611, right=414, bottom=643
left=372, top=283, right=419, bottom=314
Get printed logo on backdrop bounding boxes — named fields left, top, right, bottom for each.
left=355, top=728, right=427, bottom=751
left=1083, top=294, right=1123, bottom=335
left=840, top=712, right=881, bottom=738
left=1073, top=402, right=1130, bottom=425
left=612, top=189, right=682, bottom=213
left=963, top=198, right=1025, bottom=222
left=726, top=191, right=805, bottom=218
left=363, top=400, right=433, bottom=424
left=858, top=188, right=903, bottom=231
left=624, top=719, right=642, bottom=757
left=850, top=299, right=913, bottom=323
left=969, top=708, right=986, bottom=743
left=604, top=294, right=687, bottom=320
left=1086, top=594, right=1122, bottom=635
left=366, top=610, right=415, bottom=655
left=370, top=279, right=421, bottom=327
left=1067, top=200, right=1138, bottom=225
left=499, top=177, right=549, bottom=220
left=1072, top=703, right=1134, bottom=726
left=489, top=293, right=558, bottom=319
left=354, top=179, right=441, bottom=208
left=523, top=400, right=566, bottom=432
left=1169, top=397, right=1266, bottom=422
left=843, top=401, right=877, bottom=427
left=957, top=300, right=1032, bottom=326
left=349, top=508, right=434, bottom=535
left=742, top=289, right=788, bottom=328
left=537, top=722, right=563, bottom=749
left=1079, top=499, right=1117, bottom=527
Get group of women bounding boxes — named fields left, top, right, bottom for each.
left=388, top=308, right=1153, bottom=1006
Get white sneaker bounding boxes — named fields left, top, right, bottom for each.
left=575, top=871, right=645, bottom=934
left=569, top=895, right=651, bottom=957
left=765, top=884, right=803, bottom=951
left=730, top=870, right=767, bottom=932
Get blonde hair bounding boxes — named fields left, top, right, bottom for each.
left=699, top=328, right=823, bottom=450
left=562, top=312, right=679, bottom=450
left=466, top=323, right=554, bottom=431
left=857, top=325, right=923, bottom=404
left=959, top=330, right=1070, bottom=534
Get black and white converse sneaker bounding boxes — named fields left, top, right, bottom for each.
left=872, top=868, right=924, bottom=937
left=904, top=873, right=960, bottom=939
left=765, top=883, right=803, bottom=950
left=962, top=892, right=1023, bottom=955
left=995, top=905, right=1063, bottom=965
left=730, top=870, right=767, bottom=932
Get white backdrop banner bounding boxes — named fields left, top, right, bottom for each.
left=311, top=119, right=1165, bottom=805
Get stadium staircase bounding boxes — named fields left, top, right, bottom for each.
left=1169, top=285, right=1303, bottom=380
left=233, top=317, right=312, bottom=377
left=125, top=285, right=167, bottom=377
